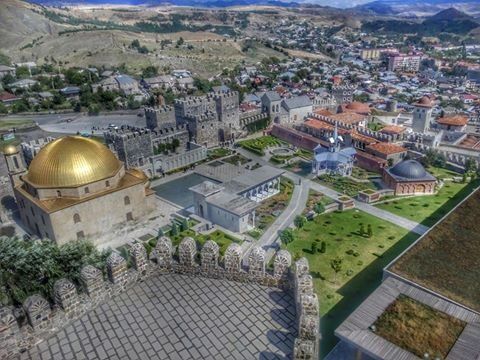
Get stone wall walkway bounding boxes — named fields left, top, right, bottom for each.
left=23, top=273, right=296, bottom=360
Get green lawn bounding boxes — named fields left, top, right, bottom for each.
left=0, top=119, right=35, bottom=131
left=283, top=209, right=419, bottom=357
left=426, top=165, right=461, bottom=180
left=376, top=179, right=479, bottom=227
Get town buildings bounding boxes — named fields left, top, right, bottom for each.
left=387, top=54, right=422, bottom=72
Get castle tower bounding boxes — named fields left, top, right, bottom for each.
left=3, top=145, right=27, bottom=186
left=412, top=96, right=433, bottom=134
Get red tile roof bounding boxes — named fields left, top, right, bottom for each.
left=414, top=96, right=433, bottom=108
left=313, top=108, right=333, bottom=116
left=380, top=125, right=407, bottom=135
left=366, top=142, right=407, bottom=156
left=304, top=118, right=334, bottom=131
left=340, top=102, right=371, bottom=115
left=329, top=112, right=367, bottom=125
left=350, top=130, right=377, bottom=145
left=436, top=115, right=468, bottom=127
left=0, top=92, right=17, bottom=102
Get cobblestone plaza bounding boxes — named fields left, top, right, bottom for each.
left=23, top=273, right=297, bottom=360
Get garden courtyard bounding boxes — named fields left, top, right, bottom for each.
left=316, top=174, right=382, bottom=197
left=237, top=135, right=286, bottom=156
left=376, top=179, right=480, bottom=227
left=283, top=209, right=419, bottom=357
left=248, top=177, right=294, bottom=239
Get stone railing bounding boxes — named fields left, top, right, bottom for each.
left=154, top=236, right=292, bottom=288
left=0, top=236, right=320, bottom=359
left=293, top=257, right=320, bottom=360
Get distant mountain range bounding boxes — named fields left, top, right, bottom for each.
left=28, top=0, right=299, bottom=7
left=354, top=0, right=480, bottom=17
left=25, top=0, right=480, bottom=12
left=361, top=7, right=480, bottom=35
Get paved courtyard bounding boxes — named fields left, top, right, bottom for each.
left=24, top=274, right=296, bottom=360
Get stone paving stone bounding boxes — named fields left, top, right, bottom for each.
left=22, top=273, right=296, bottom=360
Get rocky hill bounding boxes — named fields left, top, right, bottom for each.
left=355, top=0, right=480, bottom=18
left=0, top=0, right=291, bottom=77
left=361, top=7, right=479, bottom=36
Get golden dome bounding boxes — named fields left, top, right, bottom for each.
left=25, top=136, right=122, bottom=188
left=3, top=145, right=18, bottom=155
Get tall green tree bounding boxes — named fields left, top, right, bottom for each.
left=0, top=237, right=110, bottom=305
left=294, top=215, right=306, bottom=229
left=330, top=257, right=343, bottom=283
left=280, top=228, right=295, bottom=245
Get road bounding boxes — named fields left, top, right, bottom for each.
left=242, top=175, right=310, bottom=265
left=2, top=111, right=145, bottom=135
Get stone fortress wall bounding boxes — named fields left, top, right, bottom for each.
left=144, top=105, right=176, bottom=130
left=0, top=237, right=320, bottom=360
left=104, top=128, right=154, bottom=168
left=104, top=125, right=202, bottom=176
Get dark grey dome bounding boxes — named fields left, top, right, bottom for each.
left=390, top=160, right=427, bottom=179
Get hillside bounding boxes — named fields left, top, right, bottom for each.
left=0, top=0, right=290, bottom=77
left=0, top=0, right=67, bottom=50
left=361, top=7, right=479, bottom=36
left=420, top=7, right=479, bottom=35
left=355, top=0, right=480, bottom=17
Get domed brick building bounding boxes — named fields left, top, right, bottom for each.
left=382, top=160, right=437, bottom=196
left=3, top=136, right=155, bottom=245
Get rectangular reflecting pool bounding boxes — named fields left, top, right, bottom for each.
left=153, top=173, right=218, bottom=208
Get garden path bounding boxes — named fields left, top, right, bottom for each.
left=236, top=147, right=429, bottom=239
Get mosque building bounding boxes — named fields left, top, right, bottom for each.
left=3, top=136, right=155, bottom=245
left=382, top=159, right=437, bottom=196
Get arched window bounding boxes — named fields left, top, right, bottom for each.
left=84, top=187, right=90, bottom=194
left=57, top=190, right=62, bottom=197
left=105, top=180, right=110, bottom=187
left=124, top=196, right=130, bottom=205
left=73, top=213, right=81, bottom=224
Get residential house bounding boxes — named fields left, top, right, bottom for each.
left=0, top=65, right=15, bottom=79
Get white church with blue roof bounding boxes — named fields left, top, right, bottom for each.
left=312, top=122, right=356, bottom=176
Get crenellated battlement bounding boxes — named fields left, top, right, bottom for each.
left=144, top=105, right=174, bottom=114
left=0, top=236, right=319, bottom=360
